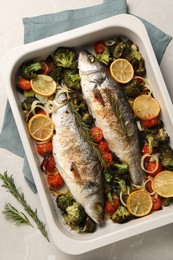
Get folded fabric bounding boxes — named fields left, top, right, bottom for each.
left=0, top=0, right=172, bottom=193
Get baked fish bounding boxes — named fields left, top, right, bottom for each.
left=78, top=50, right=145, bottom=185
left=52, top=102, right=104, bottom=225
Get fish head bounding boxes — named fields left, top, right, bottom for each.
left=78, top=50, right=103, bottom=75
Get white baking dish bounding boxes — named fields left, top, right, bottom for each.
left=1, top=14, right=173, bottom=255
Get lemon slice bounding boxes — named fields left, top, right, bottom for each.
left=126, top=190, right=153, bottom=217
left=31, top=74, right=57, bottom=97
left=133, top=94, right=160, bottom=120
left=28, top=114, right=54, bottom=141
left=110, top=58, right=134, bottom=84
left=153, top=171, right=173, bottom=198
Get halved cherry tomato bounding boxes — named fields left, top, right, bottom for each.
left=151, top=194, right=162, bottom=211
left=141, top=118, right=159, bottom=128
left=37, top=141, right=53, bottom=157
left=89, top=126, right=103, bottom=143
left=47, top=173, right=64, bottom=189
left=142, top=144, right=157, bottom=155
left=41, top=61, right=53, bottom=75
left=146, top=161, right=163, bottom=177
left=94, top=41, right=106, bottom=54
left=105, top=197, right=120, bottom=214
left=18, top=77, right=32, bottom=91
left=98, top=140, right=110, bottom=153
left=42, top=155, right=56, bottom=172
left=146, top=179, right=154, bottom=193
left=35, top=108, right=46, bottom=115
left=102, top=152, right=113, bottom=167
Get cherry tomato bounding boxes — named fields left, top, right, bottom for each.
left=146, top=161, right=163, bottom=177
left=41, top=61, right=53, bottom=75
left=35, top=108, right=46, bottom=115
left=94, top=41, right=106, bottom=54
left=47, top=173, right=64, bottom=189
left=142, top=144, right=157, bottom=155
left=151, top=195, right=162, bottom=211
left=105, top=197, right=120, bottom=214
left=37, top=141, right=53, bottom=157
left=42, top=155, right=56, bottom=172
left=141, top=118, right=159, bottom=128
left=146, top=179, right=154, bottom=193
left=89, top=127, right=103, bottom=143
left=18, top=77, right=32, bottom=91
left=98, top=140, right=110, bottom=153
left=103, top=152, right=113, bottom=167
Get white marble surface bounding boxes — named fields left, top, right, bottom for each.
left=0, top=0, right=173, bottom=259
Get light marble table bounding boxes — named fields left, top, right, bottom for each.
left=0, top=1, right=173, bottom=259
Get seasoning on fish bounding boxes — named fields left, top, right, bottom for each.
left=51, top=102, right=105, bottom=225
left=78, top=50, right=145, bottom=185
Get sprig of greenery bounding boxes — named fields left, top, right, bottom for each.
left=2, top=202, right=33, bottom=226
left=0, top=171, right=49, bottom=242
left=69, top=100, right=107, bottom=169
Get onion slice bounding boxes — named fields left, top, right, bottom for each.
left=141, top=153, right=159, bottom=174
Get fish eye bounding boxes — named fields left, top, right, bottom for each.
left=88, top=55, right=95, bottom=63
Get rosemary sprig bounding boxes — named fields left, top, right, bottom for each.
left=69, top=100, right=107, bottom=169
left=0, top=171, right=49, bottom=242
left=2, top=202, right=33, bottom=226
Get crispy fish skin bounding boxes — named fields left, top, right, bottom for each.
left=52, top=103, right=104, bottom=225
left=78, top=50, right=145, bottom=185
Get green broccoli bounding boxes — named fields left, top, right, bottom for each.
left=63, top=214, right=96, bottom=233
left=20, top=61, right=42, bottom=80
left=21, top=97, right=38, bottom=113
left=50, top=67, right=63, bottom=82
left=111, top=205, right=131, bottom=223
left=63, top=69, right=81, bottom=91
left=125, top=50, right=146, bottom=76
left=110, top=41, right=127, bottom=59
left=56, top=192, right=74, bottom=212
left=81, top=112, right=94, bottom=126
left=156, top=128, right=170, bottom=143
left=112, top=162, right=129, bottom=175
left=103, top=169, right=113, bottom=183
left=95, top=46, right=112, bottom=66
left=65, top=201, right=86, bottom=225
left=53, top=47, right=78, bottom=69
left=159, top=144, right=173, bottom=170
left=145, top=133, right=159, bottom=154
left=123, top=78, right=145, bottom=98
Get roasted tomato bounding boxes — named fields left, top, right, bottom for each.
left=98, top=140, right=110, bottom=153
left=42, top=155, right=56, bottom=172
left=37, top=141, right=53, bottom=157
left=18, top=77, right=32, bottom=91
left=89, top=126, right=103, bottom=143
left=47, top=173, right=64, bottom=189
left=94, top=41, right=106, bottom=54
left=105, top=197, right=120, bottom=214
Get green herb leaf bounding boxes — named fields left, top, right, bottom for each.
left=0, top=171, right=49, bottom=242
left=2, top=202, right=33, bottom=226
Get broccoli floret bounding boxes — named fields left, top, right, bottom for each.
left=145, top=133, right=159, bottom=153
left=103, top=169, right=113, bottom=183
left=110, top=41, right=127, bottom=59
left=53, top=47, right=78, bottom=69
left=63, top=69, right=81, bottom=91
left=21, top=97, right=37, bottom=113
left=125, top=50, right=146, bottom=76
left=159, top=144, right=173, bottom=170
left=111, top=205, right=131, bottom=223
left=112, top=162, right=129, bottom=175
left=156, top=128, right=170, bottom=144
left=56, top=192, right=74, bottom=212
left=65, top=202, right=86, bottom=225
left=20, top=61, right=42, bottom=80
left=95, top=46, right=112, bottom=66
left=162, top=197, right=173, bottom=207
left=63, top=214, right=96, bottom=233
left=123, top=79, right=145, bottom=98
left=50, top=67, right=63, bottom=82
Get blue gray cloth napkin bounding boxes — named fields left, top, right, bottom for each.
left=0, top=0, right=172, bottom=193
